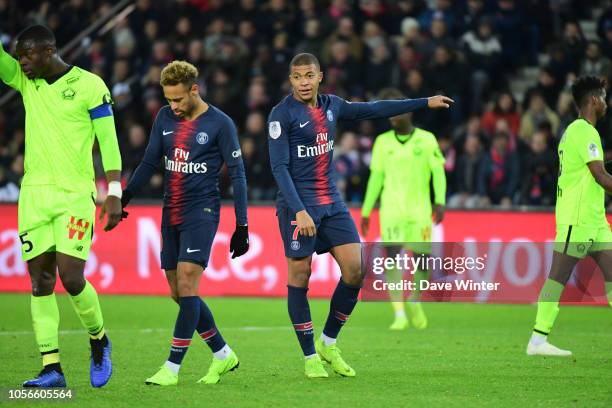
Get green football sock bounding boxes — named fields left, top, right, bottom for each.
left=411, top=270, right=428, bottom=301
left=533, top=279, right=565, bottom=335
left=31, top=293, right=60, bottom=366
left=385, top=267, right=405, bottom=306
left=69, top=280, right=105, bottom=339
left=606, top=282, right=612, bottom=308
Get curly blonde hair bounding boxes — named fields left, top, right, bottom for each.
left=160, top=60, right=198, bottom=87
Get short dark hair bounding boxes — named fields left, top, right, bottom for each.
left=16, top=25, right=56, bottom=46
left=571, top=75, right=607, bottom=109
left=289, top=53, right=320, bottom=71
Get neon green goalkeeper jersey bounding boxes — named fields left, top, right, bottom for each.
left=362, top=128, right=446, bottom=222
left=556, top=118, right=607, bottom=227
left=0, top=43, right=120, bottom=193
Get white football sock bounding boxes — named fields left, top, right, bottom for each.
left=320, top=333, right=336, bottom=346
left=213, top=344, right=232, bottom=360
left=165, top=361, right=180, bottom=374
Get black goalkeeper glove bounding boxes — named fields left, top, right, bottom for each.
left=120, top=189, right=133, bottom=220
left=230, top=225, right=249, bottom=258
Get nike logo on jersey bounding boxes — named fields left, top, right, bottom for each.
left=186, top=248, right=201, bottom=253
left=163, top=130, right=174, bottom=135
left=299, top=121, right=310, bottom=128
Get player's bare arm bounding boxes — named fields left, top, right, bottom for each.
left=99, top=170, right=122, bottom=231
left=587, top=161, right=612, bottom=194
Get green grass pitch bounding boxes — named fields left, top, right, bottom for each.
left=0, top=293, right=611, bottom=407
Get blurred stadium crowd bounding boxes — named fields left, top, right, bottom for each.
left=0, top=0, right=611, bottom=208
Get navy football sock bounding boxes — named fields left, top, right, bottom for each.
left=323, top=279, right=360, bottom=339
left=196, top=298, right=226, bottom=353
left=287, top=285, right=315, bottom=356
left=168, top=296, right=200, bottom=366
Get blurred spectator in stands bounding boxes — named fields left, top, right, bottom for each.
left=401, top=69, right=435, bottom=131
left=110, top=59, right=139, bottom=113
left=481, top=91, right=520, bottom=140
left=478, top=130, right=520, bottom=208
left=364, top=42, right=393, bottom=96
left=493, top=0, right=526, bottom=71
left=545, top=42, right=575, bottom=86
left=599, top=18, right=612, bottom=59
left=461, top=16, right=503, bottom=113
left=520, top=130, right=558, bottom=206
left=453, top=114, right=488, bottom=153
left=523, top=68, right=561, bottom=112
left=0, top=166, right=19, bottom=202
left=295, top=18, right=325, bottom=57
left=438, top=133, right=456, bottom=178
left=580, top=40, right=611, bottom=79
left=520, top=91, right=559, bottom=142
left=459, top=0, right=486, bottom=35
left=334, top=131, right=363, bottom=202
left=560, top=20, right=586, bottom=72
left=325, top=40, right=363, bottom=97
left=425, top=44, right=467, bottom=127
left=186, top=39, right=206, bottom=74
left=556, top=89, right=577, bottom=139
left=448, top=133, right=483, bottom=208
left=421, top=14, right=456, bottom=62
left=122, top=123, right=148, bottom=179
left=170, top=16, right=194, bottom=60
left=322, top=15, right=364, bottom=64
left=398, top=16, right=423, bottom=49
left=395, top=43, right=423, bottom=82
left=418, top=0, right=456, bottom=34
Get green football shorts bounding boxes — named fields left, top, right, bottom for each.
left=18, top=186, right=96, bottom=262
left=380, top=218, right=432, bottom=255
left=554, top=224, right=612, bottom=259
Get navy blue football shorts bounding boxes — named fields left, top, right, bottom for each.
left=161, top=220, right=218, bottom=270
left=276, top=202, right=360, bottom=258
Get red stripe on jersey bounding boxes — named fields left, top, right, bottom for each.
left=293, top=322, right=313, bottom=331
left=168, top=121, right=196, bottom=225
left=172, top=338, right=192, bottom=347
left=199, top=327, right=218, bottom=341
left=334, top=311, right=349, bottom=322
left=308, top=106, right=333, bottom=205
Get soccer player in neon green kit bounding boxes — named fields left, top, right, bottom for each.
left=361, top=88, right=446, bottom=330
left=0, top=25, right=122, bottom=386
left=527, top=76, right=612, bottom=356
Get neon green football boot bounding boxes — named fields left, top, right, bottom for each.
left=197, top=350, right=239, bottom=384
left=315, top=339, right=355, bottom=377
left=304, top=355, right=328, bottom=378
left=145, top=365, right=178, bottom=386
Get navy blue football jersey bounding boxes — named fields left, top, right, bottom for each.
left=127, top=105, right=247, bottom=227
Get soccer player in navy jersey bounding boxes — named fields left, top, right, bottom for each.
left=120, top=61, right=249, bottom=385
left=268, top=53, right=453, bottom=378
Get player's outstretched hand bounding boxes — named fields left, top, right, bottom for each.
left=361, top=217, right=370, bottom=237
left=296, top=210, right=316, bottom=237
left=433, top=204, right=445, bottom=224
left=230, top=225, right=249, bottom=258
left=427, top=95, right=454, bottom=109
left=120, top=189, right=132, bottom=221
left=99, top=195, right=122, bottom=231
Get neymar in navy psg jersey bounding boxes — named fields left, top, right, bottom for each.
left=121, top=61, right=249, bottom=385
left=268, top=53, right=453, bottom=378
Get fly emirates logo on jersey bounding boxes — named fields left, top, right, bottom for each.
left=297, top=132, right=334, bottom=158
left=164, top=148, right=207, bottom=174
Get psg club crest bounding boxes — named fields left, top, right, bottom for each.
left=196, top=132, right=208, bottom=145
left=326, top=109, right=333, bottom=121
left=291, top=240, right=300, bottom=250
